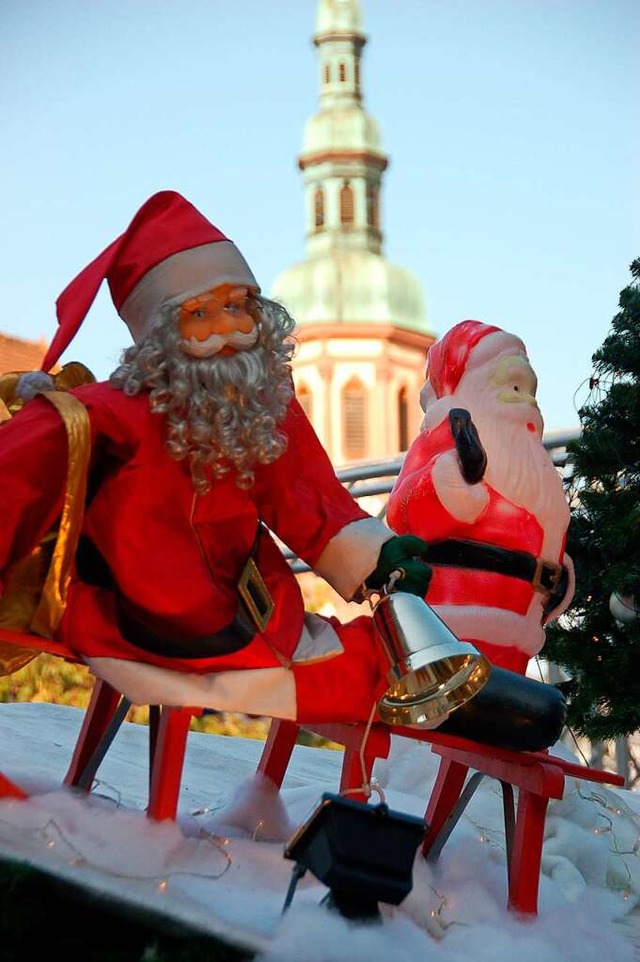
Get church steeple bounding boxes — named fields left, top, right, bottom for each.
left=315, top=0, right=364, bottom=109
left=299, top=0, right=388, bottom=257
left=271, top=0, right=434, bottom=467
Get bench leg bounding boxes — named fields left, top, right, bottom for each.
left=421, top=756, right=470, bottom=858
left=0, top=772, right=28, bottom=799
left=256, top=719, right=300, bottom=788
left=147, top=707, right=193, bottom=821
left=64, top=679, right=126, bottom=790
left=507, top=788, right=549, bottom=915
left=257, top=720, right=391, bottom=803
left=424, top=770, right=485, bottom=862
left=148, top=705, right=161, bottom=795
left=500, top=781, right=516, bottom=868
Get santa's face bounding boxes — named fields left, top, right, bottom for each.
left=490, top=354, right=538, bottom=406
left=455, top=336, right=543, bottom=439
left=177, top=284, right=259, bottom=358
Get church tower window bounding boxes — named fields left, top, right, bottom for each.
left=338, top=61, right=347, bottom=82
left=343, top=377, right=368, bottom=460
left=340, top=182, right=355, bottom=225
left=398, top=386, right=409, bottom=451
left=314, top=187, right=325, bottom=229
left=323, top=63, right=331, bottom=84
left=366, top=184, right=379, bottom=229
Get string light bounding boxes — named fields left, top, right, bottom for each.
left=423, top=884, right=465, bottom=939
left=4, top=741, right=640, bottom=941
left=91, top=780, right=124, bottom=810
left=466, top=811, right=506, bottom=854
left=0, top=814, right=232, bottom=884
left=574, top=784, right=640, bottom=898
left=419, top=775, right=640, bottom=936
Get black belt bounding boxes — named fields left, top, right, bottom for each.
left=116, top=594, right=255, bottom=659
left=76, top=535, right=256, bottom=659
left=427, top=539, right=565, bottom=595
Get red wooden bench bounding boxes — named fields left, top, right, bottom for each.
left=51, top=680, right=629, bottom=915
left=257, top=718, right=626, bottom=915
left=0, top=627, right=626, bottom=916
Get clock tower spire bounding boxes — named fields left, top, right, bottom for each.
left=272, top=1, right=434, bottom=466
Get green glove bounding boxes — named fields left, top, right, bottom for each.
left=365, top=535, right=432, bottom=596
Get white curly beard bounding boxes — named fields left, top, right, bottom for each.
left=473, top=409, right=570, bottom=550
left=110, top=297, right=296, bottom=491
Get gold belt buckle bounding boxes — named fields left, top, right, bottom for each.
left=532, top=558, right=562, bottom=594
left=238, top=557, right=275, bottom=632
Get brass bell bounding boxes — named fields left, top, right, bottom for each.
left=373, top=590, right=491, bottom=726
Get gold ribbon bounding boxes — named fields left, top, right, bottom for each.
left=0, top=387, right=91, bottom=673
left=31, top=391, right=91, bottom=636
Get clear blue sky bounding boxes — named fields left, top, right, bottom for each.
left=2, top=0, right=638, bottom=432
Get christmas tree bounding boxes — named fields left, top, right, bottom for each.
left=544, top=258, right=640, bottom=741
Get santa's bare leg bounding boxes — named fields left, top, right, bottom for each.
left=86, top=615, right=388, bottom=725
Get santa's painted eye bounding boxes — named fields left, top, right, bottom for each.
left=193, top=309, right=207, bottom=318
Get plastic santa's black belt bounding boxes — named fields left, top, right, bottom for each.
left=115, top=595, right=255, bottom=659
left=426, top=539, right=565, bottom=594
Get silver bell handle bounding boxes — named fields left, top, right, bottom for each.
left=383, top=568, right=405, bottom=594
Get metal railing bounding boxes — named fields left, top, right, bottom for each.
left=286, top=428, right=580, bottom=573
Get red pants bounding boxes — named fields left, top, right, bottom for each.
left=293, top=615, right=390, bottom=724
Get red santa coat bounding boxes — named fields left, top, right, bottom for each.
left=387, top=419, right=569, bottom=675
left=0, top=382, right=388, bottom=680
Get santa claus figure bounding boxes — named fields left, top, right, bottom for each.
left=387, top=320, right=575, bottom=675
left=0, top=190, right=432, bottom=724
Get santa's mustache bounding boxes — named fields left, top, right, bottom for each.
left=181, top=326, right=259, bottom=359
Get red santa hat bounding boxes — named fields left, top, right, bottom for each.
left=425, top=320, right=503, bottom=398
left=41, top=190, right=259, bottom=373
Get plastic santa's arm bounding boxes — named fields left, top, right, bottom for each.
left=431, top=448, right=489, bottom=523
left=448, top=408, right=487, bottom=484
left=387, top=428, right=490, bottom=539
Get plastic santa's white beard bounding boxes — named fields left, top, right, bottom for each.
left=468, top=402, right=570, bottom=549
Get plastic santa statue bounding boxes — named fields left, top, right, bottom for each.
left=387, top=320, right=575, bottom=675
left=0, top=190, right=432, bottom=724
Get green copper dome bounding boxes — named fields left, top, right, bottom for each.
left=271, top=0, right=431, bottom=339
left=272, top=250, right=427, bottom=333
